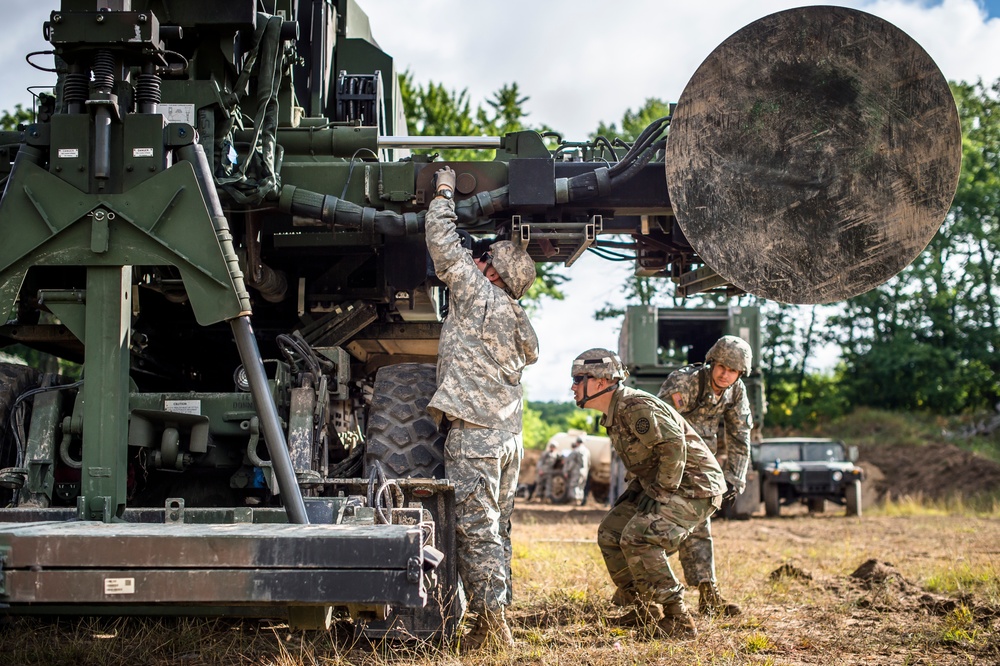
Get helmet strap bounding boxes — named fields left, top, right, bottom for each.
left=576, top=379, right=619, bottom=408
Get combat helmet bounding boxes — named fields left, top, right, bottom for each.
left=489, top=241, right=536, bottom=299
left=571, top=348, right=628, bottom=408
left=571, top=348, right=629, bottom=381
left=705, top=335, right=753, bottom=375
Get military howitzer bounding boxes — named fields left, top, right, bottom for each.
left=0, top=0, right=960, bottom=639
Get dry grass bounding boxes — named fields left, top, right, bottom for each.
left=2, top=506, right=999, bottom=665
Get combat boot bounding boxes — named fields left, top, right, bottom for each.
left=460, top=607, right=514, bottom=653
left=697, top=581, right=741, bottom=616
left=654, top=600, right=698, bottom=640
left=607, top=602, right=663, bottom=628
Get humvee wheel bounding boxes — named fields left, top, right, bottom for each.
left=763, top=482, right=781, bottom=517
left=548, top=473, right=570, bottom=504
left=0, top=363, right=42, bottom=505
left=845, top=480, right=862, bottom=517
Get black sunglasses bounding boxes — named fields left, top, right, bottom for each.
left=479, top=251, right=493, bottom=264
left=572, top=375, right=588, bottom=385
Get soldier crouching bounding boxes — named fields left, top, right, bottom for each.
left=569, top=348, right=725, bottom=639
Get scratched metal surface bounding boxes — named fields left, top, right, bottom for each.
left=665, top=6, right=962, bottom=304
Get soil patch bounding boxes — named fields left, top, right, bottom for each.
left=859, top=440, right=1000, bottom=501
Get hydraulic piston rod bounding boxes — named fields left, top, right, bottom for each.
left=377, top=136, right=502, bottom=149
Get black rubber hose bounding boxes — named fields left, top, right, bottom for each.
left=610, top=139, right=666, bottom=185
left=281, top=185, right=509, bottom=234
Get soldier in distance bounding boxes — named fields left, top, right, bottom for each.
left=571, top=348, right=726, bottom=639
left=535, top=442, right=559, bottom=502
left=565, top=436, right=591, bottom=506
left=424, top=166, right=539, bottom=652
left=658, top=335, right=754, bottom=616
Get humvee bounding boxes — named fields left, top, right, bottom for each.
left=755, top=437, right=865, bottom=517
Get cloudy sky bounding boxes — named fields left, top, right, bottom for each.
left=4, top=1, right=1000, bottom=401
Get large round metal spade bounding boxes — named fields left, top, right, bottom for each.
left=664, top=6, right=962, bottom=304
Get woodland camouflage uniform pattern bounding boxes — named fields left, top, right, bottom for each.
left=425, top=196, right=538, bottom=613
left=658, top=339, right=752, bottom=588
left=596, top=384, right=726, bottom=607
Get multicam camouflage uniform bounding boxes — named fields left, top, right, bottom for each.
left=658, top=363, right=752, bottom=587
left=424, top=196, right=538, bottom=614
left=596, top=384, right=726, bottom=608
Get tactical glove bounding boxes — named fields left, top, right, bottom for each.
left=636, top=492, right=662, bottom=515
left=722, top=485, right=738, bottom=502
left=434, top=166, right=457, bottom=192
left=613, top=483, right=643, bottom=508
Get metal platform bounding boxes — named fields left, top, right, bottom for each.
left=0, top=520, right=427, bottom=607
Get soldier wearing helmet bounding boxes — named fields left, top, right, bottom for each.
left=424, top=166, right=539, bottom=651
left=655, top=334, right=754, bottom=617
left=571, top=348, right=726, bottom=639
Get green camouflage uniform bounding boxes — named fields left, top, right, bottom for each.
left=658, top=364, right=752, bottom=585
left=597, top=385, right=726, bottom=606
left=425, top=196, right=538, bottom=613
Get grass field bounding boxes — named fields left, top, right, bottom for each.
left=2, top=501, right=998, bottom=665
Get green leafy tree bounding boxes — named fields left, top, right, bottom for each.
left=827, top=79, right=1000, bottom=414
left=0, top=104, right=32, bottom=131
left=593, top=98, right=672, bottom=143
left=522, top=401, right=558, bottom=449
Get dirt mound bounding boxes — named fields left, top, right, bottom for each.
left=859, top=441, right=1000, bottom=501
left=769, top=563, right=813, bottom=581
left=769, top=558, right=991, bottom=621
left=849, top=558, right=911, bottom=591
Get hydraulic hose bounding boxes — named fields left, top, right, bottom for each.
left=277, top=117, right=667, bottom=231
left=279, top=184, right=509, bottom=234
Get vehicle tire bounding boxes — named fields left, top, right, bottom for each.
left=845, top=479, right=862, bottom=517
left=808, top=497, right=825, bottom=513
left=763, top=481, right=781, bottom=517
left=548, top=473, right=570, bottom=504
left=364, top=363, right=445, bottom=479
left=0, top=363, right=42, bottom=505
left=589, top=479, right=610, bottom=505
left=361, top=363, right=461, bottom=644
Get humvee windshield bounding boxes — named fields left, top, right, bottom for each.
left=755, top=440, right=847, bottom=464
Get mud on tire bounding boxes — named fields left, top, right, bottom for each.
left=364, top=363, right=445, bottom=479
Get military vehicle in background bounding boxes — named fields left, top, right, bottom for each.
left=542, top=430, right=611, bottom=504
left=613, top=305, right=764, bottom=518
left=618, top=304, right=765, bottom=438
left=754, top=437, right=865, bottom=517
left=0, top=0, right=960, bottom=640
